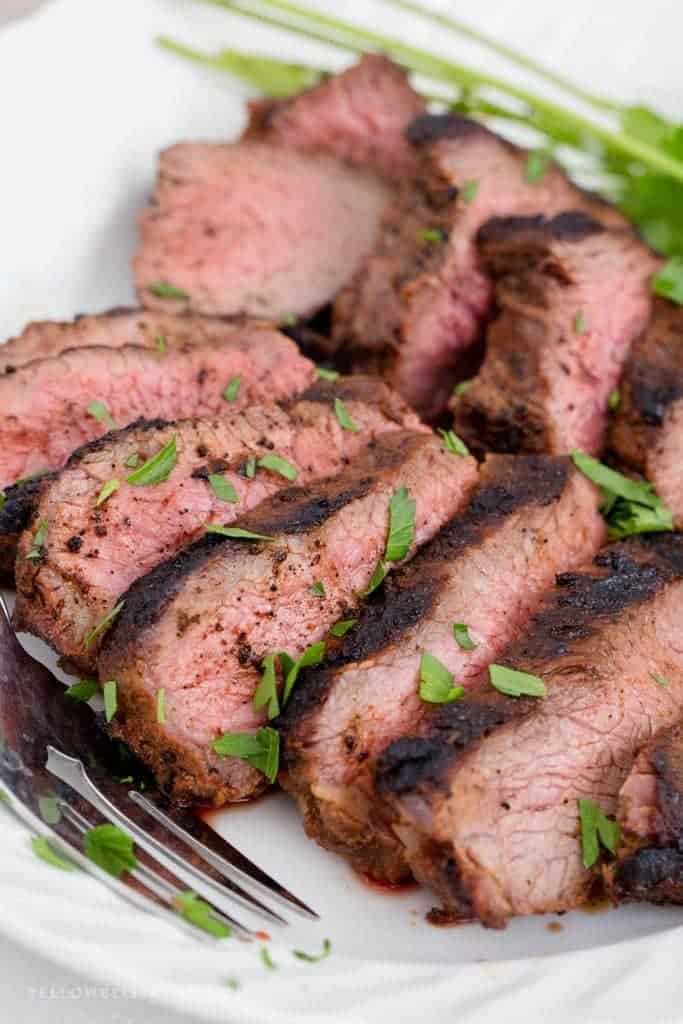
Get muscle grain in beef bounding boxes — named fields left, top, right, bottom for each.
left=333, top=114, right=630, bottom=419
left=14, top=377, right=421, bottom=669
left=0, top=318, right=313, bottom=487
left=454, top=212, right=658, bottom=455
left=134, top=141, right=389, bottom=321
left=245, top=54, right=425, bottom=180
left=278, top=456, right=604, bottom=881
left=378, top=537, right=683, bottom=926
left=609, top=298, right=683, bottom=525
left=98, top=432, right=478, bottom=806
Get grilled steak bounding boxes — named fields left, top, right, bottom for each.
left=98, top=432, right=478, bottom=806
left=333, top=114, right=630, bottom=419
left=609, top=298, right=683, bottom=524
left=245, top=54, right=424, bottom=180
left=377, top=536, right=683, bottom=926
left=14, top=377, right=422, bottom=669
left=0, top=474, right=55, bottom=578
left=279, top=455, right=605, bottom=880
left=454, top=212, right=658, bottom=455
left=134, top=141, right=389, bottom=321
left=0, top=318, right=313, bottom=487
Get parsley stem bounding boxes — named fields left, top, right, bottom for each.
left=199, top=0, right=683, bottom=185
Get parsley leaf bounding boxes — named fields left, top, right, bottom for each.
left=95, top=478, right=120, bottom=507
left=158, top=39, right=321, bottom=98
left=124, top=452, right=140, bottom=469
left=461, top=179, right=479, bottom=203
left=174, top=890, right=232, bottom=938
left=147, top=281, right=189, bottom=301
left=579, top=798, right=620, bottom=868
left=293, top=938, right=332, bottom=963
left=310, top=580, right=326, bottom=598
left=651, top=672, right=670, bottom=687
left=489, top=664, right=546, bottom=698
left=652, top=258, right=683, bottom=305
left=453, top=623, right=477, bottom=650
left=213, top=727, right=280, bottom=782
left=281, top=642, right=326, bottom=703
left=608, top=388, right=621, bottom=411
left=64, top=678, right=99, bottom=702
left=223, top=376, right=241, bottom=402
left=334, top=398, right=360, bottom=432
left=85, top=823, right=137, bottom=877
left=260, top=946, right=278, bottom=970
left=26, top=518, right=48, bottom=561
left=418, top=652, right=464, bottom=704
left=417, top=227, right=446, bottom=243
left=86, top=400, right=116, bottom=431
left=452, top=379, right=471, bottom=398
left=156, top=688, right=167, bottom=724
left=315, top=365, right=340, bottom=381
left=205, top=524, right=274, bottom=542
left=363, top=559, right=388, bottom=597
left=572, top=449, right=673, bottom=539
left=31, top=836, right=78, bottom=873
left=385, top=486, right=416, bottom=563
left=0, top=491, right=5, bottom=513
left=245, top=457, right=257, bottom=479
left=257, top=453, right=298, bottom=481
left=127, top=437, right=177, bottom=486
left=329, top=618, right=357, bottom=637
left=208, top=474, right=239, bottom=503
left=574, top=311, right=586, bottom=334
left=102, top=680, right=118, bottom=722
left=439, top=428, right=469, bottom=456
left=83, top=601, right=124, bottom=649
left=252, top=654, right=280, bottom=719
left=155, top=333, right=168, bottom=355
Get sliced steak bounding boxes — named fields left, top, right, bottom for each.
left=333, top=113, right=630, bottom=419
left=615, top=722, right=683, bottom=904
left=245, top=54, right=424, bottom=180
left=134, top=141, right=389, bottom=321
left=0, top=319, right=313, bottom=487
left=278, top=455, right=605, bottom=880
left=98, top=432, right=478, bottom=806
left=378, top=536, right=683, bottom=926
left=14, top=377, right=422, bottom=669
left=454, top=212, right=658, bottom=455
left=0, top=474, right=55, bottom=577
left=609, top=298, right=683, bottom=524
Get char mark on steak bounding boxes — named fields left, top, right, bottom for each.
left=0, top=314, right=313, bottom=488
left=333, top=113, right=631, bottom=420
left=609, top=297, right=683, bottom=526
left=453, top=211, right=658, bottom=455
left=14, top=376, right=422, bottom=670
left=245, top=54, right=425, bottom=180
left=0, top=474, right=55, bottom=578
left=277, top=454, right=605, bottom=883
left=377, top=535, right=683, bottom=927
left=97, top=431, right=478, bottom=807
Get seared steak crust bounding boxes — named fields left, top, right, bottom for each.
left=454, top=212, right=658, bottom=455
left=0, top=318, right=313, bottom=487
left=334, top=114, right=631, bottom=419
left=380, top=536, right=683, bottom=926
left=14, top=377, right=421, bottom=669
left=98, top=432, right=478, bottom=806
left=609, top=298, right=683, bottom=525
left=0, top=475, right=54, bottom=577
left=278, top=455, right=604, bottom=881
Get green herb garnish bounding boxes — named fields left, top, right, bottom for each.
left=417, top=227, right=446, bottom=243
left=334, top=397, right=360, bottom=433
left=651, top=672, right=670, bottom=687
left=418, top=652, right=464, bottom=704
left=281, top=642, right=326, bottom=703
left=579, top=798, right=620, bottom=868
left=245, top=457, right=257, bottom=479
left=572, top=449, right=674, bottom=539
left=452, top=379, right=472, bottom=398
left=652, top=258, right=683, bottom=305
left=315, top=366, right=340, bottom=381
left=489, top=664, right=546, bottom=698
left=574, top=311, right=586, bottom=334
left=205, top=524, right=274, bottom=542
left=124, top=452, right=140, bottom=469
left=310, top=580, right=326, bottom=598
left=223, top=376, right=241, bottom=402
left=155, top=333, right=168, bottom=354
left=85, top=823, right=136, bottom=877
left=174, top=890, right=232, bottom=938
left=524, top=149, right=552, bottom=183
left=363, top=559, right=388, bottom=597
left=208, top=474, right=239, bottom=503
left=260, top=946, right=278, bottom=970
left=225, top=978, right=241, bottom=990
left=293, top=938, right=332, bottom=963
left=329, top=618, right=357, bottom=637
left=126, top=437, right=177, bottom=486
left=385, top=487, right=416, bottom=563
left=31, top=836, right=78, bottom=873
left=0, top=491, right=5, bottom=512
left=453, top=623, right=477, bottom=650
left=83, top=601, right=124, bottom=649
left=147, top=281, right=189, bottom=301
left=461, top=179, right=479, bottom=203
left=86, top=400, right=116, bottom=431
left=102, top=680, right=118, bottom=722
left=213, top=727, right=280, bottom=783
left=64, top=678, right=100, bottom=702
left=439, top=428, right=469, bottom=456
left=607, top=388, right=621, bottom=411
left=156, top=688, right=167, bottom=724
left=252, top=654, right=280, bottom=719
left=96, top=478, right=120, bottom=507
left=257, top=453, right=298, bottom=481
left=26, top=518, right=48, bottom=561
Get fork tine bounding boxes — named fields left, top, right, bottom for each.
left=46, top=747, right=287, bottom=925
left=58, top=801, right=246, bottom=938
left=130, top=791, right=319, bottom=919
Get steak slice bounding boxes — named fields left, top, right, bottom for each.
left=14, top=377, right=422, bottom=669
left=0, top=474, right=55, bottom=578
left=333, top=114, right=630, bottom=419
left=134, top=141, right=389, bottom=321
left=245, top=55, right=424, bottom=180
left=377, top=536, right=683, bottom=927
left=0, top=319, right=313, bottom=487
left=454, top=212, right=658, bottom=455
left=609, top=298, right=683, bottom=525
left=98, top=432, right=478, bottom=806
left=278, top=455, right=605, bottom=881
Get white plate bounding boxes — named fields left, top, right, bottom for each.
left=2, top=0, right=683, bottom=1019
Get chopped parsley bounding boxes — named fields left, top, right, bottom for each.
left=283, top=313, right=298, bottom=327
left=489, top=664, right=546, bottom=698
left=0, top=491, right=5, bottom=512
left=147, top=281, right=189, bottom=301
left=205, top=524, right=274, bottom=542
left=174, top=891, right=232, bottom=938
left=572, top=449, right=673, bottom=539
left=417, top=227, right=447, bottom=244
left=293, top=938, right=332, bottom=963
left=310, top=580, right=326, bottom=598
left=245, top=457, right=257, bottom=479
left=213, top=727, right=280, bottom=783
left=208, top=474, right=239, bottom=503
left=64, top=678, right=99, bottom=702
left=574, top=311, right=586, bottom=334
left=453, top=623, right=477, bottom=650
left=608, top=388, right=621, bottom=411
left=86, top=400, right=116, bottom=431
left=85, top=823, right=137, bottom=877
left=651, top=672, right=670, bottom=687
left=155, top=333, right=168, bottom=354
left=252, top=654, right=280, bottom=719
left=31, top=836, right=78, bottom=873
left=385, top=486, right=416, bottom=563
left=578, top=798, right=620, bottom=868
left=95, top=478, right=120, bottom=507
left=652, top=258, right=683, bottom=305
left=281, top=642, right=326, bottom=703
left=334, top=397, right=360, bottom=433
left=439, top=428, right=469, bottom=456
left=102, top=680, right=118, bottom=722
left=418, top=652, right=464, bottom=704
left=461, top=179, right=479, bottom=204
left=253, top=644, right=328, bottom=720
left=362, top=559, right=388, bottom=597
left=260, top=946, right=278, bottom=970
left=225, top=978, right=241, bottom=990
left=329, top=618, right=357, bottom=638
left=26, top=518, right=48, bottom=561
left=315, top=365, right=340, bottom=381
left=156, top=688, right=167, bottom=724
left=257, top=453, right=298, bottom=481
left=124, top=452, right=140, bottom=469
left=452, top=379, right=471, bottom=398
left=223, top=376, right=241, bottom=402
left=525, top=148, right=552, bottom=183
left=83, top=601, right=124, bottom=649
left=127, top=437, right=177, bottom=486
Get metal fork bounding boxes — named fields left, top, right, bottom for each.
left=0, top=592, right=317, bottom=940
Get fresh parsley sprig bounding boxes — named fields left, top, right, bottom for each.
left=572, top=449, right=674, bottom=539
